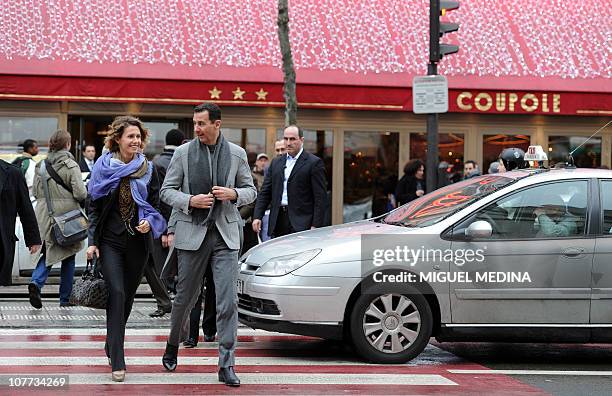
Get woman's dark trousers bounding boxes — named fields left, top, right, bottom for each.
left=100, top=232, right=148, bottom=371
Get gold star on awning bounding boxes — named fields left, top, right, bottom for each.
left=255, top=88, right=268, bottom=100
left=209, top=86, right=222, bottom=99
left=232, top=87, right=246, bottom=100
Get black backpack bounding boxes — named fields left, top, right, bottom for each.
left=11, top=156, right=30, bottom=176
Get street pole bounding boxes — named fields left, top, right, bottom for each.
left=424, top=0, right=458, bottom=193
left=426, top=62, right=438, bottom=193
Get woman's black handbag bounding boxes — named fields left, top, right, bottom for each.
left=69, top=255, right=108, bottom=309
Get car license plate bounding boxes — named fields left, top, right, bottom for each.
left=236, top=279, right=244, bottom=294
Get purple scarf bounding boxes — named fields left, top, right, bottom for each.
left=88, top=152, right=167, bottom=239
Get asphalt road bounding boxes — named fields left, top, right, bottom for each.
left=435, top=341, right=612, bottom=396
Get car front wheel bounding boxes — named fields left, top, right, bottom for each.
left=349, top=292, right=432, bottom=363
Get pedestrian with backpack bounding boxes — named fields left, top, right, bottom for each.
left=12, top=139, right=39, bottom=200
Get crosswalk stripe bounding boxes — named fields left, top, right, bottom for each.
left=0, top=356, right=409, bottom=366
left=0, top=364, right=483, bottom=375
left=0, top=328, right=290, bottom=336
left=0, top=341, right=313, bottom=349
left=449, top=369, right=612, bottom=376
left=56, top=373, right=458, bottom=385
left=0, top=335, right=313, bottom=343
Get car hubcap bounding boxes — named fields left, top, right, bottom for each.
left=362, top=294, right=421, bottom=354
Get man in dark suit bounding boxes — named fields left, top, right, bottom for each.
left=0, top=159, right=41, bottom=285
left=252, top=125, right=327, bottom=238
left=78, top=144, right=96, bottom=173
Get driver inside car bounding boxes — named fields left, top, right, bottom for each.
left=533, top=195, right=577, bottom=237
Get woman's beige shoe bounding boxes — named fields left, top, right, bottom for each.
left=111, top=370, right=126, bottom=382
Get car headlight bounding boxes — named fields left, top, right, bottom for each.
left=255, top=249, right=321, bottom=277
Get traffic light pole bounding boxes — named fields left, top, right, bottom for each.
left=425, top=0, right=458, bottom=193
left=426, top=61, right=439, bottom=193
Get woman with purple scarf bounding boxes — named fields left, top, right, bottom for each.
left=86, top=116, right=166, bottom=382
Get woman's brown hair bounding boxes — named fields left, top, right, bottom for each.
left=48, top=129, right=71, bottom=152
left=104, top=116, right=149, bottom=152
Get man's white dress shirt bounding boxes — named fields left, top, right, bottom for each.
left=281, top=147, right=303, bottom=206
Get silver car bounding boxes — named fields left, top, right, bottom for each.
left=238, top=168, right=612, bottom=363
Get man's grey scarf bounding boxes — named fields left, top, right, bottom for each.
left=188, top=133, right=231, bottom=225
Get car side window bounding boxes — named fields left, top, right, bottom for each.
left=463, top=180, right=588, bottom=239
left=600, top=181, right=612, bottom=234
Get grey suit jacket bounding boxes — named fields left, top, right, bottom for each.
left=160, top=140, right=256, bottom=251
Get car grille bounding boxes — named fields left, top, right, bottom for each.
left=238, top=293, right=281, bottom=315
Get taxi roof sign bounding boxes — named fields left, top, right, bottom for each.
left=524, top=145, right=548, bottom=161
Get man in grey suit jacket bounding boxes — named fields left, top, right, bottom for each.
left=160, top=103, right=256, bottom=387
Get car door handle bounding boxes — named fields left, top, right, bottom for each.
left=561, top=247, right=584, bottom=257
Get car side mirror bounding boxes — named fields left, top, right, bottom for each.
left=465, top=220, right=492, bottom=239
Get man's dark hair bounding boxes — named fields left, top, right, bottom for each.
left=81, top=144, right=95, bottom=152
left=194, top=103, right=222, bottom=122
left=165, top=129, right=185, bottom=146
left=286, top=125, right=303, bottom=138
left=465, top=160, right=477, bottom=167
left=20, top=139, right=37, bottom=153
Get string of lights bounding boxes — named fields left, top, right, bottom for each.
left=0, top=0, right=608, bottom=78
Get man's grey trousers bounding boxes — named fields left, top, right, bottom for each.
left=167, top=226, right=239, bottom=368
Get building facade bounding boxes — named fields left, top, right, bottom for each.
left=0, top=0, right=610, bottom=224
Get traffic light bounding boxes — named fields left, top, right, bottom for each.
left=429, top=0, right=460, bottom=63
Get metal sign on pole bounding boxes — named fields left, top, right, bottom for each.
left=412, top=75, right=449, bottom=114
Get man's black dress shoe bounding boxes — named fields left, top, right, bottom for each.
left=149, top=308, right=166, bottom=317
left=218, top=367, right=240, bottom=387
left=162, top=343, right=178, bottom=371
left=149, top=306, right=171, bottom=317
left=183, top=337, right=198, bottom=348
left=28, top=283, right=42, bottom=309
left=203, top=334, right=216, bottom=342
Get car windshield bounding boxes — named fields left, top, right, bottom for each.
left=381, top=175, right=516, bottom=227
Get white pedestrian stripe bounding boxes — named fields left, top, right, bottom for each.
left=1, top=315, right=107, bottom=320
left=59, top=373, right=457, bottom=386
left=0, top=356, right=405, bottom=366
left=0, top=328, right=288, bottom=336
left=0, top=341, right=313, bottom=349
left=449, top=369, right=612, bottom=376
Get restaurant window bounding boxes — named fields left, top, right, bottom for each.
left=548, top=135, right=601, bottom=168
left=482, top=134, right=530, bottom=174
left=344, top=131, right=399, bottom=222
left=0, top=116, right=57, bottom=162
left=143, top=121, right=180, bottom=159
left=409, top=132, right=464, bottom=182
left=226, top=128, right=266, bottom=166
